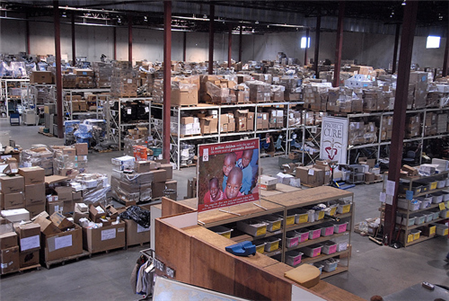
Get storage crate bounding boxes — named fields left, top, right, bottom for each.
left=333, top=221, right=348, bottom=233
left=413, top=214, right=425, bottom=225
left=261, top=215, right=282, bottom=232
left=440, top=210, right=449, bottom=219
left=429, top=181, right=438, bottom=190
left=264, top=237, right=281, bottom=252
left=406, top=232, right=414, bottom=243
left=429, top=210, right=440, bottom=220
left=442, top=191, right=449, bottom=201
left=322, top=259, right=339, bottom=272
left=253, top=240, right=265, bottom=254
left=320, top=224, right=334, bottom=237
left=285, top=250, right=303, bottom=267
left=209, top=226, right=233, bottom=239
left=294, top=210, right=309, bottom=224
left=396, top=215, right=415, bottom=227
left=296, top=230, right=309, bottom=243
left=446, top=178, right=449, bottom=187
left=337, top=203, right=351, bottom=214
left=301, top=244, right=322, bottom=257
left=435, top=224, right=448, bottom=236
left=284, top=213, right=296, bottom=226
left=314, top=210, right=325, bottom=221
left=236, top=220, right=268, bottom=237
left=431, top=193, right=443, bottom=204
left=418, top=198, right=432, bottom=209
left=322, top=241, right=337, bottom=255
left=336, top=240, right=348, bottom=252
left=324, top=205, right=337, bottom=217
left=307, top=210, right=317, bottom=222
left=286, top=231, right=299, bottom=248
left=437, top=180, right=446, bottom=189
left=410, top=229, right=421, bottom=241
left=398, top=199, right=420, bottom=211
left=421, top=212, right=433, bottom=223
left=308, top=227, right=321, bottom=240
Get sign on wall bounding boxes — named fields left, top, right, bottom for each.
left=320, top=116, right=349, bottom=164
left=197, top=139, right=260, bottom=212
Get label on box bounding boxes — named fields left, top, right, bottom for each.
left=256, top=227, right=266, bottom=236
left=118, top=227, right=125, bottom=233
left=128, top=79, right=133, bottom=84
left=1, top=263, right=6, bottom=268
left=54, top=235, right=72, bottom=250
left=20, top=235, right=40, bottom=251
left=127, top=109, right=132, bottom=114
left=439, top=203, right=445, bottom=210
left=137, top=224, right=150, bottom=233
left=308, top=169, right=314, bottom=175
left=145, top=107, right=149, bottom=113
left=101, top=228, right=116, bottom=240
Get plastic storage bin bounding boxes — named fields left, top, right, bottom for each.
left=264, top=237, right=281, bottom=252
left=285, top=250, right=303, bottom=267
left=336, top=240, right=348, bottom=252
left=410, top=229, right=421, bottom=241
left=435, top=224, right=448, bottom=236
left=429, top=210, right=440, bottom=220
left=322, top=258, right=339, bottom=272
left=412, top=214, right=425, bottom=225
left=236, top=220, right=268, bottom=237
left=431, top=193, right=443, bottom=204
left=209, top=226, right=233, bottom=239
left=396, top=215, right=416, bottom=227
left=421, top=212, right=433, bottom=223
left=324, top=204, right=337, bottom=217
left=308, top=227, right=322, bottom=240
left=418, top=198, right=432, bottom=209
left=301, top=244, right=323, bottom=257
left=294, top=209, right=309, bottom=224
left=286, top=231, right=300, bottom=248
left=437, top=180, right=446, bottom=189
left=261, top=215, right=282, bottom=232
left=312, top=263, right=324, bottom=274
left=398, top=199, right=420, bottom=211
left=440, top=210, right=449, bottom=219
left=333, top=221, right=349, bottom=233
left=337, top=203, right=351, bottom=214
left=314, top=210, right=325, bottom=221
left=322, top=241, right=337, bottom=255
left=296, top=230, right=309, bottom=243
left=320, top=224, right=335, bottom=237
left=252, top=240, right=266, bottom=254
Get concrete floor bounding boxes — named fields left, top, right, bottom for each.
left=0, top=118, right=448, bottom=301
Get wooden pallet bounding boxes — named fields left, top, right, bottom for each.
left=19, top=264, right=42, bottom=273
left=44, top=250, right=91, bottom=269
left=96, top=149, right=113, bottom=153
left=38, top=131, right=54, bottom=137
left=365, top=179, right=383, bottom=185
left=88, top=246, right=126, bottom=256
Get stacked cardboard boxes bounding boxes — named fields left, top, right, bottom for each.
left=52, top=144, right=89, bottom=179
left=247, top=81, right=271, bottom=103
left=14, top=223, right=41, bottom=268
left=256, top=112, right=269, bottom=130
left=30, top=71, right=54, bottom=84
left=380, top=116, right=393, bottom=141
left=21, top=147, right=54, bottom=176
left=424, top=112, right=437, bottom=136
left=110, top=61, right=138, bottom=98
left=170, top=116, right=201, bottom=136
left=295, top=166, right=324, bottom=187
left=0, top=223, right=19, bottom=274
left=92, top=62, right=112, bottom=88
left=0, top=175, right=25, bottom=211
left=74, top=69, right=95, bottom=89
left=405, top=115, right=422, bottom=138
left=219, top=113, right=236, bottom=133
left=410, top=71, right=429, bottom=109
left=199, top=116, right=218, bottom=135
left=18, top=167, right=46, bottom=218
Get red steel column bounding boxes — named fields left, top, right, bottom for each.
left=183, top=32, right=187, bottom=62
left=53, top=1, right=63, bottom=139
left=163, top=1, right=172, bottom=161
left=304, top=27, right=309, bottom=65
left=392, top=23, right=401, bottom=74
left=238, top=25, right=243, bottom=62
left=71, top=12, right=76, bottom=66
left=208, top=4, right=215, bottom=74
left=333, top=1, right=345, bottom=87
left=228, top=23, right=232, bottom=68
left=128, top=15, right=133, bottom=63
left=443, top=30, right=449, bottom=77
left=113, top=26, right=117, bottom=60
left=314, top=14, right=321, bottom=78
left=26, top=18, right=30, bottom=55
left=384, top=0, right=418, bottom=246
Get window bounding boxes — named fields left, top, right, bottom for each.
left=426, top=36, right=440, bottom=49
left=300, top=37, right=310, bottom=49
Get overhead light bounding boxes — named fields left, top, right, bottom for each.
left=402, top=0, right=406, bottom=6
left=439, top=13, right=443, bottom=21
left=255, top=20, right=259, bottom=24
left=267, top=25, right=270, bottom=28
left=144, top=16, right=147, bottom=22
left=117, top=17, right=121, bottom=24
left=62, top=11, right=67, bottom=18
left=252, top=29, right=255, bottom=33
left=203, top=14, right=207, bottom=19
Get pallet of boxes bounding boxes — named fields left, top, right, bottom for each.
left=294, top=160, right=332, bottom=188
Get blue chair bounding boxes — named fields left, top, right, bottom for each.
left=10, top=113, right=20, bottom=126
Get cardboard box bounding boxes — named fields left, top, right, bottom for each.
left=14, top=223, right=40, bottom=252
left=2, top=192, right=25, bottom=209
left=159, top=164, right=173, bottom=180
left=46, top=200, right=64, bottom=215
left=135, top=161, right=151, bottom=173
left=89, top=204, right=108, bottom=223
left=24, top=183, right=46, bottom=205
left=25, top=202, right=46, bottom=219
left=50, top=212, right=74, bottom=231
left=0, top=232, right=18, bottom=249
left=152, top=181, right=165, bottom=199
left=30, top=71, right=53, bottom=84
left=171, top=86, right=198, bottom=106
left=150, top=169, right=166, bottom=183
left=125, top=219, right=150, bottom=247
left=54, top=186, right=73, bottom=202
left=1, top=208, right=30, bottom=223
left=18, top=167, right=45, bottom=185
left=0, top=246, right=19, bottom=274
left=75, top=143, right=89, bottom=156
left=82, top=222, right=126, bottom=253
left=33, top=215, right=60, bottom=236
left=0, top=175, right=24, bottom=194
left=19, top=249, right=40, bottom=268
left=42, top=224, right=82, bottom=262
left=74, top=69, right=94, bottom=76
left=164, top=180, right=177, bottom=200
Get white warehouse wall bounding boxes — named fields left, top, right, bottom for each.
left=0, top=18, right=446, bottom=70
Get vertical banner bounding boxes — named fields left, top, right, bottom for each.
left=320, top=116, right=349, bottom=164
left=197, top=139, right=260, bottom=212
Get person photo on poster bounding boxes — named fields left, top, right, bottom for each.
left=203, top=177, right=226, bottom=204
left=225, top=167, right=244, bottom=199
left=222, top=152, right=237, bottom=193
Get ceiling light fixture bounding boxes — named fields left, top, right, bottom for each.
left=255, top=20, right=259, bottom=24
left=117, top=17, right=121, bottom=24
left=402, top=0, right=406, bottom=6
left=203, top=14, right=207, bottom=19
left=144, top=16, right=147, bottom=22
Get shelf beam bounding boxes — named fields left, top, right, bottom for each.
left=384, top=0, right=418, bottom=246
left=53, top=0, right=64, bottom=139
left=332, top=1, right=345, bottom=88
left=163, top=1, right=172, bottom=161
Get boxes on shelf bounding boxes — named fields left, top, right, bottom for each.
left=308, top=227, right=322, bottom=240
left=435, top=224, right=448, bottom=236
left=285, top=231, right=299, bottom=248
left=322, top=241, right=338, bottom=255
left=236, top=220, right=268, bottom=237
left=336, top=240, right=349, bottom=252
left=333, top=221, right=349, bottom=233
left=300, top=244, right=323, bottom=258
left=259, top=215, right=282, bottom=232
left=296, top=230, right=310, bottom=243
left=410, top=229, right=421, bottom=241
left=320, top=223, right=335, bottom=237
left=252, top=239, right=265, bottom=254
left=321, top=258, right=339, bottom=272
left=396, top=214, right=416, bottom=227
left=259, top=175, right=277, bottom=191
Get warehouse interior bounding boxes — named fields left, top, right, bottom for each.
left=0, top=1, right=449, bottom=301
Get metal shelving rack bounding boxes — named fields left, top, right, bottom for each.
left=63, top=88, right=110, bottom=120
left=151, top=101, right=304, bottom=169
left=0, top=78, right=29, bottom=117
left=105, top=97, right=152, bottom=151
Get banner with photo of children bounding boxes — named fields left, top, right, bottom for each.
left=197, top=138, right=260, bottom=212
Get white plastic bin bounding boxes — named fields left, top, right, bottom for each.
left=322, top=241, right=337, bottom=255
left=285, top=250, right=303, bottom=267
